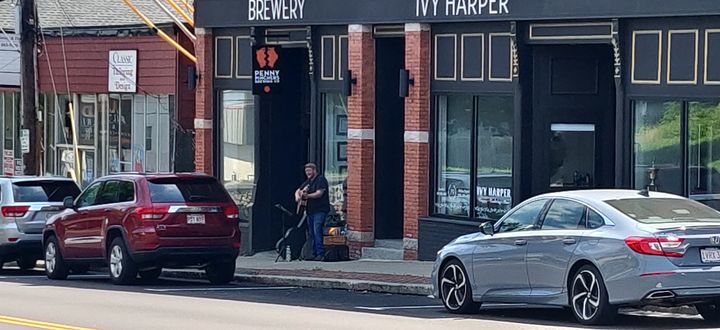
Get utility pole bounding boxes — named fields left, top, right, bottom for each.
left=19, top=0, right=39, bottom=175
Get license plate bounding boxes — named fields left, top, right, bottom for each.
left=701, top=248, right=720, bottom=263
left=187, top=214, right=206, bottom=225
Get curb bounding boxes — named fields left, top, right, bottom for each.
left=162, top=270, right=433, bottom=296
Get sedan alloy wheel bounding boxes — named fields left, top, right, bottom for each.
left=572, top=270, right=600, bottom=321
left=569, top=265, right=616, bottom=325
left=440, top=260, right=479, bottom=314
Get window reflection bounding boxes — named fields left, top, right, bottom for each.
left=222, top=90, right=256, bottom=222
left=689, top=101, right=720, bottom=209
left=323, top=93, right=348, bottom=221
left=633, top=100, right=683, bottom=195
left=435, top=95, right=473, bottom=217
left=475, top=96, right=513, bottom=220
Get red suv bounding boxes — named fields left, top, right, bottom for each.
left=43, top=173, right=241, bottom=285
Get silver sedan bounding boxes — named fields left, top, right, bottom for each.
left=432, top=189, right=720, bottom=325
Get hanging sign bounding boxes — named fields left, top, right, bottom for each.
left=252, top=46, right=283, bottom=95
left=108, top=50, right=138, bottom=93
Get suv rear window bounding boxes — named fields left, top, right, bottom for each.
left=606, top=198, right=720, bottom=223
left=12, top=181, right=81, bottom=202
left=148, top=178, right=231, bottom=203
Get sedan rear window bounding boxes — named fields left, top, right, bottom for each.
left=606, top=198, right=720, bottom=223
left=12, top=181, right=81, bottom=202
left=148, top=178, right=231, bottom=203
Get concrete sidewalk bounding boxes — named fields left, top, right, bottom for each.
left=164, top=251, right=434, bottom=296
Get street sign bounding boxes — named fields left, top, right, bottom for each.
left=20, top=129, right=29, bottom=154
left=3, top=150, right=13, bottom=176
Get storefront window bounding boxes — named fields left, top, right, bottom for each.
left=475, top=96, right=513, bottom=220
left=633, top=100, right=683, bottom=195
left=323, top=93, right=348, bottom=220
left=43, top=94, right=56, bottom=175
left=222, top=90, right=256, bottom=222
left=435, top=95, right=473, bottom=217
left=689, top=101, right=720, bottom=209
left=133, top=95, right=146, bottom=172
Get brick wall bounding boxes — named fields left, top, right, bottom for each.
left=403, top=24, right=431, bottom=260
left=346, top=25, right=375, bottom=259
left=194, top=28, right=214, bottom=175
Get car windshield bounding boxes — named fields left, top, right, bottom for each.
left=147, top=178, right=231, bottom=203
left=605, top=198, right=720, bottom=223
left=12, top=181, right=81, bottom=203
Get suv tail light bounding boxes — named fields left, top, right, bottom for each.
left=224, top=206, right=240, bottom=219
left=625, top=236, right=685, bottom=258
left=1, top=206, right=30, bottom=218
left=135, top=206, right=169, bottom=220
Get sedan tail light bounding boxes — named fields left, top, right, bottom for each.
left=1, top=206, right=30, bottom=218
left=625, top=236, right=685, bottom=258
left=134, top=206, right=169, bottom=220
left=224, top=206, right=240, bottom=219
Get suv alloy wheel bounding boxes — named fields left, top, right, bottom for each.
left=108, top=237, right=138, bottom=285
left=44, top=236, right=69, bottom=280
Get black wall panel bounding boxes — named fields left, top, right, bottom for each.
left=418, top=217, right=478, bottom=261
left=490, top=35, right=511, bottom=81
left=435, top=35, right=457, bottom=80
left=461, top=34, right=483, bottom=80
left=706, top=31, right=720, bottom=83
left=668, top=31, right=697, bottom=83
left=215, top=37, right=233, bottom=78
left=631, top=32, right=661, bottom=83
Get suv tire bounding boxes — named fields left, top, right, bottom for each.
left=45, top=236, right=69, bottom=280
left=108, top=237, right=137, bottom=285
left=206, top=260, right=235, bottom=285
left=139, top=268, right=162, bottom=281
left=17, top=257, right=37, bottom=270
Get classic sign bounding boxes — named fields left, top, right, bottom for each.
left=108, top=50, right=138, bottom=93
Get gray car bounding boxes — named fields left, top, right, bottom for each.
left=432, top=189, right=720, bottom=325
left=0, top=176, right=80, bottom=270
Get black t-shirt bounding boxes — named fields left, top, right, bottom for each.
left=299, top=175, right=331, bottom=214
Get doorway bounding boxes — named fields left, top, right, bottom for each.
left=374, top=37, right=405, bottom=239
left=253, top=47, right=311, bottom=251
left=530, top=45, right=615, bottom=196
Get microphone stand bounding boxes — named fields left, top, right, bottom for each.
left=274, top=204, right=293, bottom=262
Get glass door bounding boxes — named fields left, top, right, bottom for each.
left=549, top=123, right=596, bottom=190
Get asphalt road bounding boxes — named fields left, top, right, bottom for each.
left=0, top=267, right=716, bottom=330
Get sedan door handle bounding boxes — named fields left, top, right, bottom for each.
left=563, top=238, right=577, bottom=245
left=514, top=239, right=527, bottom=246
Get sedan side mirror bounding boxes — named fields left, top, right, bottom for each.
left=63, top=196, right=75, bottom=209
left=479, top=221, right=494, bottom=236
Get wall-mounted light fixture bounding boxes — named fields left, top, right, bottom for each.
left=343, top=69, right=357, bottom=96
left=399, top=69, right=414, bottom=98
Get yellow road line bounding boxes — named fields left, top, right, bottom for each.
left=0, top=315, right=95, bottom=330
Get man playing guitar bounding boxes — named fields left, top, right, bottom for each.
left=295, top=163, right=331, bottom=261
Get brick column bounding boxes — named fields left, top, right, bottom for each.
left=403, top=23, right=431, bottom=260
left=346, top=24, right=375, bottom=259
left=194, top=27, right=214, bottom=175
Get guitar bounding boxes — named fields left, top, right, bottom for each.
left=296, top=186, right=309, bottom=215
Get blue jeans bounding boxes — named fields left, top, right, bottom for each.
left=307, top=212, right=326, bottom=257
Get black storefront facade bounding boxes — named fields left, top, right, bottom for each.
left=194, top=0, right=720, bottom=260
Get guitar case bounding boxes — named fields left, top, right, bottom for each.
left=275, top=212, right=308, bottom=261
